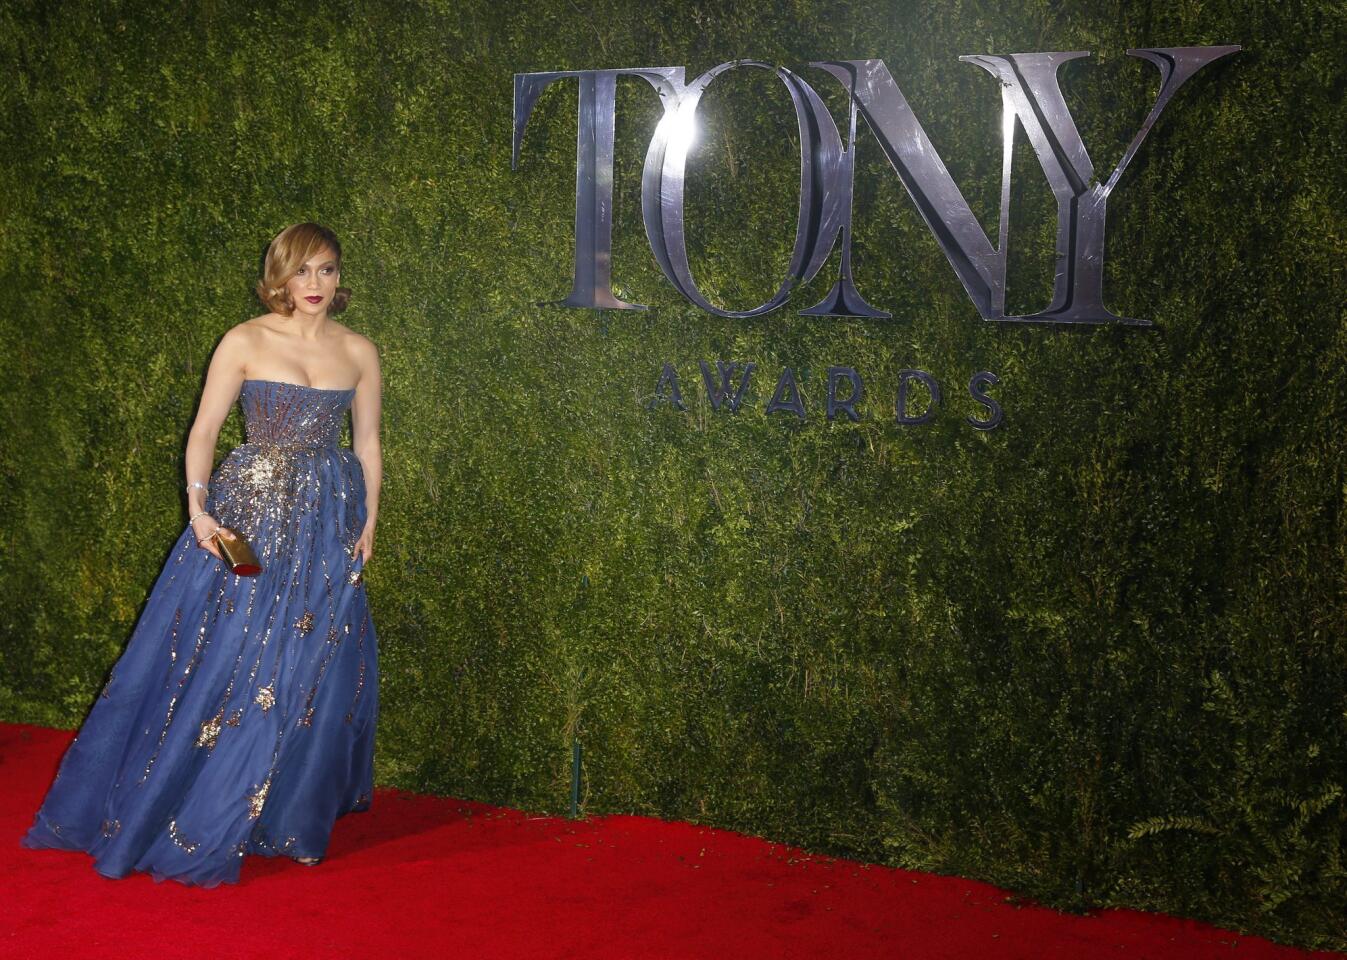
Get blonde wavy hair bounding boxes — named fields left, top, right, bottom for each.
left=255, top=222, right=352, bottom=315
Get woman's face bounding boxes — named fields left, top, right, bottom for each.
left=285, top=247, right=340, bottom=317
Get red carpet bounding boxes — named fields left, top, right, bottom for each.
left=2, top=723, right=1338, bottom=959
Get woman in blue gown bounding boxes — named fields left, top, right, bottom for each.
left=20, top=222, right=382, bottom=887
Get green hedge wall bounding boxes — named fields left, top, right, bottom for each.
left=2, top=0, right=1344, bottom=947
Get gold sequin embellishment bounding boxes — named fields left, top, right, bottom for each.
left=196, top=710, right=224, bottom=750
left=168, top=819, right=200, bottom=854
left=254, top=685, right=276, bottom=712
left=247, top=778, right=271, bottom=819
left=239, top=446, right=285, bottom=492
left=295, top=610, right=315, bottom=634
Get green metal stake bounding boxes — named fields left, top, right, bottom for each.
left=569, top=738, right=582, bottom=818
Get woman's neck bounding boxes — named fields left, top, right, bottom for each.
left=282, top=312, right=330, bottom=341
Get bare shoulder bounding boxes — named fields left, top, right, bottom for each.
left=232, top=314, right=281, bottom=340
left=329, top=318, right=375, bottom=347
left=336, top=324, right=380, bottom=372
left=213, top=319, right=263, bottom=358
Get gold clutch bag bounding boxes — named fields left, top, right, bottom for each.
left=215, top=527, right=262, bottom=576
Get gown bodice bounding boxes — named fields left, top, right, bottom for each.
left=238, top=378, right=356, bottom=446
left=206, top=378, right=367, bottom=568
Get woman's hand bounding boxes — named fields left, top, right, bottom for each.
left=191, top=514, right=230, bottom=562
left=353, top=519, right=376, bottom=565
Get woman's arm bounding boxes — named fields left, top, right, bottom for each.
left=350, top=337, right=382, bottom=554
left=185, top=328, right=249, bottom=520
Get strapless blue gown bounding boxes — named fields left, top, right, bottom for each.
left=20, top=379, right=379, bottom=887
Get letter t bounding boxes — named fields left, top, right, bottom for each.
left=513, top=68, right=685, bottom=310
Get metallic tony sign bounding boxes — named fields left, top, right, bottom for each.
left=513, top=48, right=1239, bottom=324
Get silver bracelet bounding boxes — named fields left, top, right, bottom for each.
left=187, top=480, right=209, bottom=493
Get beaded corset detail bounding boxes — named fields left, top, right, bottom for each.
left=239, top=379, right=354, bottom=446
left=205, top=379, right=364, bottom=564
